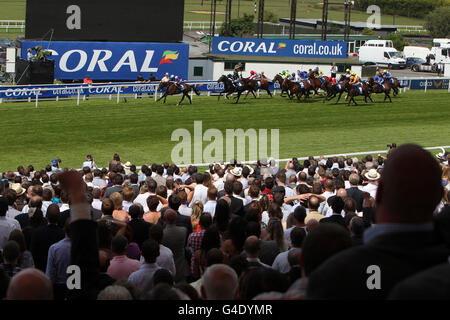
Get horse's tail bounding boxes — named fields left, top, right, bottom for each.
left=192, top=84, right=200, bottom=96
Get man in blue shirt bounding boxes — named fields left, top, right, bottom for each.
left=128, top=239, right=161, bottom=294
left=45, top=225, right=71, bottom=300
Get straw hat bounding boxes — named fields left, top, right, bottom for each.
left=364, top=169, right=380, bottom=181
left=12, top=183, right=26, bottom=196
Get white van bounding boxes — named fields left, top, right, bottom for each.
left=358, top=45, right=406, bottom=69
left=360, top=40, right=395, bottom=48
left=432, top=38, right=450, bottom=48
left=403, top=46, right=431, bottom=61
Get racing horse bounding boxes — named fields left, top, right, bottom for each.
left=157, top=81, right=200, bottom=106
left=217, top=75, right=256, bottom=104
left=343, top=80, right=373, bottom=106
left=240, top=77, right=273, bottom=98
left=389, top=77, right=403, bottom=96
left=272, top=74, right=291, bottom=98
left=283, top=79, right=313, bottom=102
left=366, top=77, right=392, bottom=103
left=324, top=75, right=348, bottom=104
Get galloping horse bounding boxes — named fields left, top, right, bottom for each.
left=367, top=78, right=392, bottom=103
left=307, top=71, right=322, bottom=95
left=157, top=81, right=200, bottom=105
left=241, top=77, right=273, bottom=97
left=343, top=81, right=373, bottom=106
left=217, top=75, right=256, bottom=104
left=272, top=74, right=291, bottom=97
left=388, top=77, right=403, bottom=96
left=324, top=75, right=348, bottom=103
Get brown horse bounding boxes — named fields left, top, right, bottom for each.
left=241, top=77, right=273, bottom=98
left=343, top=81, right=373, bottom=106
left=307, top=71, right=322, bottom=95
left=157, top=81, right=200, bottom=105
left=367, top=78, right=392, bottom=103
left=387, top=77, right=403, bottom=96
left=272, top=74, right=291, bottom=98
left=217, top=75, right=256, bottom=104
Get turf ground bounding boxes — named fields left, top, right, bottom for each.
left=0, top=90, right=448, bottom=172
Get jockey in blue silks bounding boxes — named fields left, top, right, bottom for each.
left=383, top=70, right=394, bottom=85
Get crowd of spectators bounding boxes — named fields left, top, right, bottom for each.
left=0, top=145, right=449, bottom=300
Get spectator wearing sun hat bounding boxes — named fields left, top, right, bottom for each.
left=362, top=169, right=380, bottom=199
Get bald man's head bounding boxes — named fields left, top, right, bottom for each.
left=164, top=209, right=177, bottom=225
left=308, top=196, right=320, bottom=211
left=7, top=269, right=53, bottom=300
left=336, top=188, right=347, bottom=198
left=376, top=144, right=443, bottom=223
left=201, top=264, right=238, bottom=300
left=244, top=236, right=261, bottom=257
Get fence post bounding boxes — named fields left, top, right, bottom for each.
left=77, top=88, right=80, bottom=105
left=35, top=91, right=39, bottom=108
left=424, top=80, right=427, bottom=93
left=154, top=86, right=158, bottom=102
left=116, top=85, right=121, bottom=104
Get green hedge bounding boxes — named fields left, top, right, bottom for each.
left=355, top=0, right=447, bottom=18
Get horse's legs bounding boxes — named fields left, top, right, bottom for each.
left=335, top=91, right=343, bottom=104
left=177, top=94, right=186, bottom=106
left=251, top=90, right=257, bottom=99
left=156, top=92, right=166, bottom=102
left=235, top=91, right=242, bottom=104
left=267, top=89, right=272, bottom=98
left=369, top=94, right=374, bottom=103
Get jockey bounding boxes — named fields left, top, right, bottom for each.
left=300, top=71, right=310, bottom=84
left=374, top=70, right=384, bottom=85
left=249, top=70, right=257, bottom=80
left=349, top=72, right=361, bottom=86
left=383, top=70, right=394, bottom=85
left=345, top=68, right=352, bottom=80
left=161, top=72, right=170, bottom=83
left=313, top=67, right=320, bottom=77
left=281, top=70, right=290, bottom=79
left=259, top=71, right=267, bottom=79
left=318, top=70, right=325, bottom=84
left=329, top=76, right=336, bottom=85
left=174, top=75, right=185, bottom=91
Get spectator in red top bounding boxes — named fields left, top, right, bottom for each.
left=83, top=75, right=93, bottom=84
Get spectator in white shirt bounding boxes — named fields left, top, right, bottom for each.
left=188, top=173, right=209, bottom=207
left=91, top=188, right=102, bottom=211
left=121, top=186, right=135, bottom=213
left=41, top=189, right=53, bottom=216
left=361, top=169, right=380, bottom=199
left=213, top=168, right=225, bottom=193
left=0, top=197, right=21, bottom=250
left=4, top=190, right=22, bottom=220
left=92, top=169, right=107, bottom=189
left=177, top=190, right=192, bottom=217
left=203, top=187, right=217, bottom=218
left=273, top=227, right=306, bottom=273
left=133, top=178, right=157, bottom=212
left=276, top=171, right=296, bottom=199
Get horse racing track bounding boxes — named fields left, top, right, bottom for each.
left=0, top=90, right=448, bottom=171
